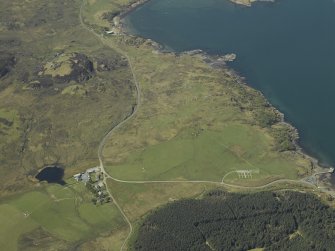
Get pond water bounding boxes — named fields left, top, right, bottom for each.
left=35, top=166, right=65, bottom=185
left=124, top=0, right=335, bottom=170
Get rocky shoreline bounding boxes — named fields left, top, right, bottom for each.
left=109, top=0, right=334, bottom=192
left=112, top=0, right=151, bottom=28
left=112, top=0, right=276, bottom=31
left=230, top=0, right=275, bottom=7
left=230, top=0, right=253, bottom=6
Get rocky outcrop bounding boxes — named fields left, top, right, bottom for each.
left=230, top=0, right=275, bottom=7
left=24, top=53, right=95, bottom=89
left=25, top=51, right=129, bottom=90
left=47, top=53, right=94, bottom=83
left=65, top=53, right=94, bottom=83
left=30, top=53, right=94, bottom=88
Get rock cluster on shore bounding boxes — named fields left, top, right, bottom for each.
left=230, top=0, right=275, bottom=7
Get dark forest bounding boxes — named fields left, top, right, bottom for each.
left=134, top=191, right=335, bottom=251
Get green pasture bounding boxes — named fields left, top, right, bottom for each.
left=106, top=123, right=299, bottom=184
left=0, top=182, right=124, bottom=250
left=0, top=204, right=37, bottom=251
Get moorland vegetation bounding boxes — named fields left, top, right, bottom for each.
left=0, top=0, right=135, bottom=195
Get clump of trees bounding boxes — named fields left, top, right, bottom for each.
left=86, top=181, right=111, bottom=205
left=271, top=123, right=298, bottom=152
left=224, top=79, right=300, bottom=152
left=134, top=191, right=335, bottom=251
left=228, top=82, right=281, bottom=128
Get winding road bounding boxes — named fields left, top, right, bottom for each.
left=79, top=2, right=333, bottom=250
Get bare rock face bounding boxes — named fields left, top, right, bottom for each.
left=0, top=53, right=16, bottom=78
left=66, top=53, right=94, bottom=83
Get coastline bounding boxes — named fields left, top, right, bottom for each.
left=113, top=0, right=152, bottom=26
left=110, top=0, right=333, bottom=189
left=112, top=0, right=277, bottom=27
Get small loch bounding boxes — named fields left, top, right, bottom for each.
left=35, top=166, right=65, bottom=185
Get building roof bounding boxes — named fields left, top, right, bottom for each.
left=86, top=167, right=100, bottom=173
left=81, top=173, right=90, bottom=182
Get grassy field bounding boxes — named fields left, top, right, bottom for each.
left=106, top=124, right=300, bottom=183
left=0, top=204, right=37, bottom=251
left=0, top=181, right=125, bottom=250
left=108, top=181, right=213, bottom=221
left=100, top=39, right=313, bottom=186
